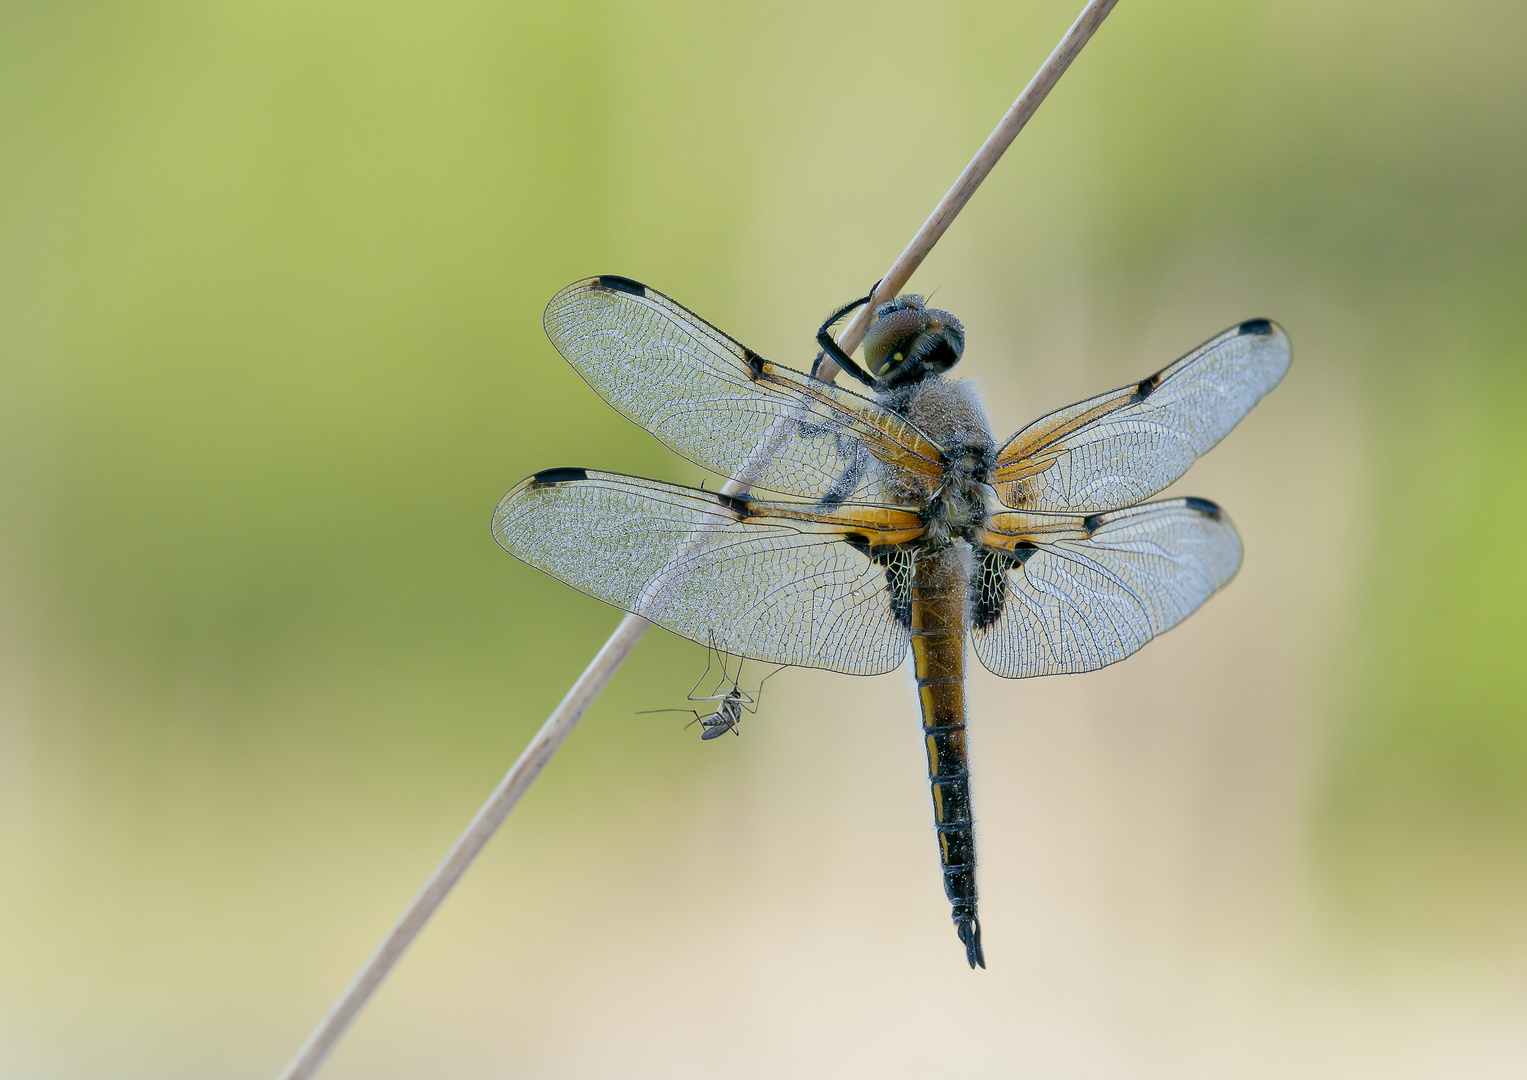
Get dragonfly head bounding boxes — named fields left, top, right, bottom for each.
left=862, top=295, right=966, bottom=389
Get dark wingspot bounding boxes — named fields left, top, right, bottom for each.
left=1181, top=496, right=1223, bottom=520
left=531, top=467, right=588, bottom=486
left=595, top=275, right=646, bottom=297
left=842, top=532, right=872, bottom=556
left=1082, top=514, right=1105, bottom=535
left=1009, top=542, right=1038, bottom=564
left=1136, top=371, right=1163, bottom=401
left=743, top=347, right=767, bottom=378
left=1238, top=318, right=1273, bottom=336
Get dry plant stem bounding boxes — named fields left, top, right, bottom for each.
left=275, top=2, right=1117, bottom=1077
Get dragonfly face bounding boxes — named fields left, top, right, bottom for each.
left=861, top=295, right=966, bottom=388
left=494, top=275, right=1291, bottom=968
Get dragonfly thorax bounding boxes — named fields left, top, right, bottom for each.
left=880, top=374, right=996, bottom=550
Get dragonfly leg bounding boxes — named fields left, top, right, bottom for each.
left=811, top=290, right=878, bottom=388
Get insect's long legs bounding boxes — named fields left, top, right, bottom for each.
left=738, top=663, right=788, bottom=716
left=681, top=636, right=721, bottom=704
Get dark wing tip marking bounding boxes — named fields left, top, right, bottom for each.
left=530, top=467, right=589, bottom=486
left=594, top=275, right=648, bottom=297
left=1238, top=318, right=1274, bottom=336
left=531, top=464, right=589, bottom=485
left=1180, top=496, right=1224, bottom=519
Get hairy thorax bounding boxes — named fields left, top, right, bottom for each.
left=878, top=377, right=996, bottom=550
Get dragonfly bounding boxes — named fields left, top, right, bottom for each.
left=492, top=274, right=1291, bottom=968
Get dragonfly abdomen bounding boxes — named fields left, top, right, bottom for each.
left=909, top=547, right=984, bottom=969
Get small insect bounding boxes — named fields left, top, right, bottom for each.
left=639, top=637, right=781, bottom=741
left=494, top=275, right=1290, bottom=968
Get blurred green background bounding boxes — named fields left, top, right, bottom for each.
left=2, top=0, right=1525, bottom=1076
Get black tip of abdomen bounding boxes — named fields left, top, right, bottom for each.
left=956, top=916, right=986, bottom=969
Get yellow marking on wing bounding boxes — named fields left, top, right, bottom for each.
left=986, top=321, right=1290, bottom=512
left=990, top=393, right=1130, bottom=487
left=742, top=501, right=926, bottom=547
left=978, top=513, right=1091, bottom=551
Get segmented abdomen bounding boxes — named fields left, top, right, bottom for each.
left=909, top=547, right=984, bottom=969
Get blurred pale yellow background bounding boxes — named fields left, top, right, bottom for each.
left=3, top=1, right=1525, bottom=1076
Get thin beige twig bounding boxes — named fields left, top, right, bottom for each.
left=275, top=2, right=1118, bottom=1077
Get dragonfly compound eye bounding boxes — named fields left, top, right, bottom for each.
left=863, top=295, right=966, bottom=386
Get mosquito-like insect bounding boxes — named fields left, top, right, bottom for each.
left=640, top=637, right=783, bottom=741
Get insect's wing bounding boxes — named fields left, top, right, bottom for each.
left=990, top=320, right=1290, bottom=512
left=971, top=498, right=1242, bottom=678
left=493, top=468, right=922, bottom=675
left=545, top=277, right=947, bottom=502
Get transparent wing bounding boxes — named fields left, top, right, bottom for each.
left=544, top=276, right=948, bottom=502
left=990, top=320, right=1291, bottom=512
left=971, top=498, right=1242, bottom=679
left=492, top=467, right=922, bottom=675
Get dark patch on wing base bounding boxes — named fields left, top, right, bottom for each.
left=742, top=347, right=767, bottom=378
left=971, top=544, right=1037, bottom=629
left=1135, top=370, right=1164, bottom=401
left=594, top=275, right=647, bottom=297
left=531, top=467, right=589, bottom=486
left=880, top=549, right=913, bottom=629
left=1082, top=513, right=1105, bottom=535
left=972, top=548, right=1006, bottom=630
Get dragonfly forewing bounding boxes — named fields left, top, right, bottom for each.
left=544, top=277, right=948, bottom=503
